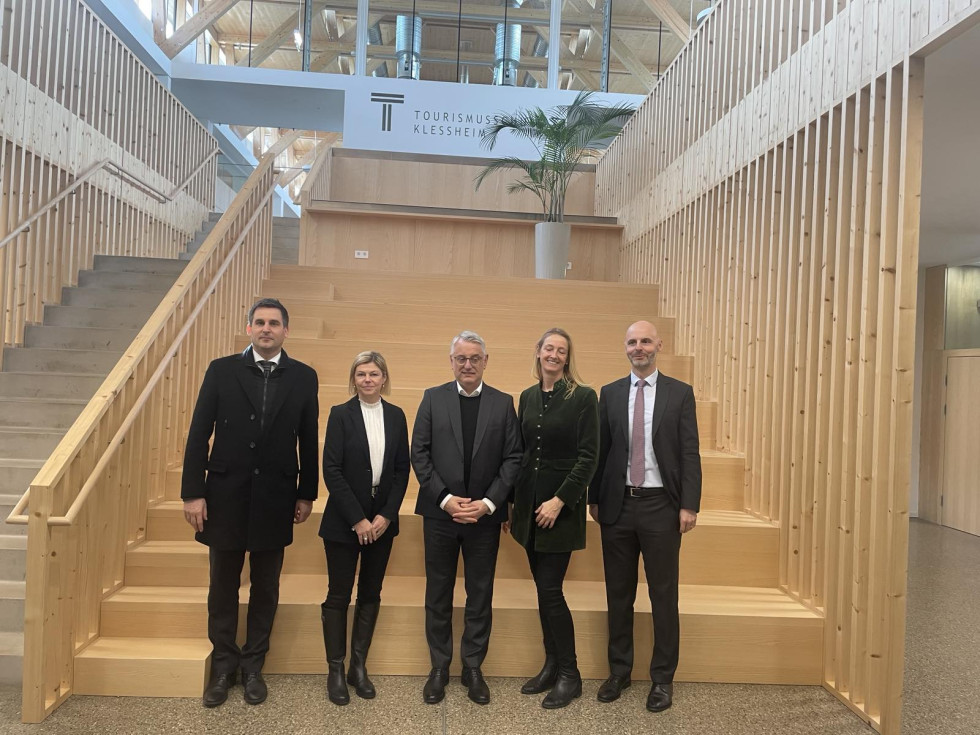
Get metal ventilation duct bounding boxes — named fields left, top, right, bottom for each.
left=367, top=22, right=388, bottom=77
left=522, top=34, right=548, bottom=87
left=493, top=0, right=523, bottom=86
left=395, top=15, right=422, bottom=79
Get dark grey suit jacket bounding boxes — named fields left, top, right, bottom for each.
left=411, top=381, right=522, bottom=524
left=588, top=372, right=702, bottom=525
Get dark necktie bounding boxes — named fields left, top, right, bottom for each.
left=630, top=379, right=648, bottom=487
left=257, top=360, right=274, bottom=378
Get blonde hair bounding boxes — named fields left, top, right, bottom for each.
left=532, top=327, right=585, bottom=396
left=348, top=351, right=391, bottom=396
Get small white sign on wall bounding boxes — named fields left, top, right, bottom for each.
left=343, top=77, right=642, bottom=160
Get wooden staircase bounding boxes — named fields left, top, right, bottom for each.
left=72, top=267, right=822, bottom=697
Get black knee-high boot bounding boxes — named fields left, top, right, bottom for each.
left=521, top=606, right=558, bottom=694
left=347, top=600, right=380, bottom=699
left=321, top=604, right=350, bottom=705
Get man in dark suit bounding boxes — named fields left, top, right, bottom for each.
left=182, top=298, right=319, bottom=708
left=411, top=330, right=522, bottom=705
left=588, top=320, right=701, bottom=713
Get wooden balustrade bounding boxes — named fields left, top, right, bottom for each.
left=13, top=132, right=299, bottom=722
left=595, top=1, right=980, bottom=733
left=0, top=0, right=217, bottom=359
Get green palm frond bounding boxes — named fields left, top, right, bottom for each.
left=476, top=91, right=635, bottom=222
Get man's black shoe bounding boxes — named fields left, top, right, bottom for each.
left=461, top=667, right=490, bottom=705
left=242, top=671, right=267, bottom=705
left=423, top=668, right=449, bottom=704
left=203, top=671, right=236, bottom=708
left=646, top=682, right=673, bottom=712
left=597, top=674, right=631, bottom=703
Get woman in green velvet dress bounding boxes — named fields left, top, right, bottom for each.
left=510, top=327, right=599, bottom=709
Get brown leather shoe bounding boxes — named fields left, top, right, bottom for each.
left=646, top=682, right=673, bottom=712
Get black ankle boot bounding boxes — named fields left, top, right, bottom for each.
left=542, top=669, right=582, bottom=709
left=321, top=604, right=350, bottom=705
left=521, top=655, right=558, bottom=694
left=347, top=601, right=380, bottom=699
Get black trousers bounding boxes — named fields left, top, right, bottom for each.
left=208, top=547, right=285, bottom=675
left=525, top=545, right=576, bottom=673
left=323, top=535, right=395, bottom=609
left=423, top=516, right=500, bottom=670
left=599, top=491, right=682, bottom=683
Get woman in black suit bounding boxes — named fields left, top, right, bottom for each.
left=319, top=351, right=410, bottom=705
left=511, top=328, right=599, bottom=709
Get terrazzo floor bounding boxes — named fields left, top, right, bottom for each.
left=0, top=518, right=974, bottom=734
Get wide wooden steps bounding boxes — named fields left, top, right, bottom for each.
left=314, top=384, right=719, bottom=450
left=139, top=503, right=777, bottom=588
left=263, top=266, right=660, bottom=316
left=70, top=266, right=821, bottom=699
left=160, top=450, right=746, bottom=511
left=84, top=576, right=820, bottom=697
left=234, top=336, right=694, bottom=390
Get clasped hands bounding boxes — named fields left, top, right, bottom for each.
left=445, top=496, right=490, bottom=524
left=353, top=515, right=391, bottom=545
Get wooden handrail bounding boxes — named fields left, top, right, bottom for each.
left=5, top=132, right=300, bottom=528
left=6, top=190, right=272, bottom=527
left=0, top=150, right=219, bottom=253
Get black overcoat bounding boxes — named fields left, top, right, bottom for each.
left=318, top=397, right=410, bottom=543
left=181, top=348, right=319, bottom=551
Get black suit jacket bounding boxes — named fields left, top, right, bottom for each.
left=181, top=347, right=319, bottom=551
left=588, top=372, right=701, bottom=525
left=411, top=382, right=522, bottom=524
left=318, top=397, right=410, bottom=543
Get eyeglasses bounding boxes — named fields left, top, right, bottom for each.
left=453, top=355, right=485, bottom=366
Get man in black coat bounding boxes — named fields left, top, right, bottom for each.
left=182, top=298, right=319, bottom=708
left=588, top=320, right=701, bottom=713
left=411, top=330, right=522, bottom=705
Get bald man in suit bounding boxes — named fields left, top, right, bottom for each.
left=588, top=320, right=701, bottom=713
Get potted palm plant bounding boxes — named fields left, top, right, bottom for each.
left=476, top=91, right=635, bottom=279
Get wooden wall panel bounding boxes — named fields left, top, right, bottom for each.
left=917, top=266, right=946, bottom=523
left=300, top=211, right=621, bottom=282
left=315, top=149, right=596, bottom=218
left=593, top=0, right=977, bottom=731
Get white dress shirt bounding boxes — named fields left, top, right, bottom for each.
left=252, top=350, right=282, bottom=369
left=359, top=399, right=385, bottom=486
left=626, top=369, right=664, bottom=488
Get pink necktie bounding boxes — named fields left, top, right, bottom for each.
left=630, top=379, right=647, bottom=486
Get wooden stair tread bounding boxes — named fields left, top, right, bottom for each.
left=269, top=265, right=657, bottom=294
left=76, top=637, right=210, bottom=660
left=104, top=575, right=820, bottom=619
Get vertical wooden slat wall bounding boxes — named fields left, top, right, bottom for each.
left=595, top=1, right=974, bottom=732
left=0, top=0, right=217, bottom=354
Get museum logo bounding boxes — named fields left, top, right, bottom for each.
left=370, top=92, right=405, bottom=132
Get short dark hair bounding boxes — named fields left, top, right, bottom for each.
left=248, top=298, right=289, bottom=327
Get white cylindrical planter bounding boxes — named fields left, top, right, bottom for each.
left=534, top=222, right=571, bottom=279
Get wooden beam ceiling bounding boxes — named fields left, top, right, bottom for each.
left=160, top=0, right=240, bottom=58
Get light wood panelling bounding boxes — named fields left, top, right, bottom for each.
left=941, top=353, right=980, bottom=535
left=0, top=0, right=216, bottom=358
left=318, top=149, right=597, bottom=217
left=592, top=0, right=978, bottom=730
left=917, top=266, right=947, bottom=523
left=300, top=209, right=622, bottom=281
